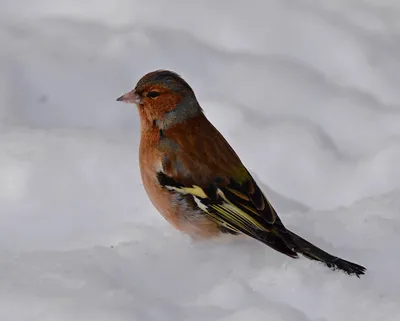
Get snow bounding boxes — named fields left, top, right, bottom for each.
left=1, top=0, right=400, bottom=320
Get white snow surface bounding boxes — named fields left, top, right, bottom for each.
left=1, top=0, right=400, bottom=320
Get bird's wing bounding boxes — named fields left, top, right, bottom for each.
left=158, top=115, right=288, bottom=237
left=157, top=171, right=271, bottom=235
left=156, top=168, right=298, bottom=258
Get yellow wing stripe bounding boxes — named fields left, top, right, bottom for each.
left=165, top=185, right=208, bottom=198
left=214, top=188, right=267, bottom=232
left=184, top=185, right=208, bottom=198
left=166, top=184, right=267, bottom=234
left=212, top=203, right=266, bottom=231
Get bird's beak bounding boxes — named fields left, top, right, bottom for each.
left=116, top=90, right=141, bottom=104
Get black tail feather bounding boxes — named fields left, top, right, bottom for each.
left=256, top=229, right=366, bottom=277
left=287, top=230, right=366, bottom=277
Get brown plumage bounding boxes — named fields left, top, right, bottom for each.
left=117, top=69, right=366, bottom=277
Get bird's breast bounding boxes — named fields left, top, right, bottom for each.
left=139, top=132, right=171, bottom=218
left=138, top=132, right=221, bottom=238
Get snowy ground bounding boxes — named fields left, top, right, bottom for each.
left=1, top=0, right=400, bottom=320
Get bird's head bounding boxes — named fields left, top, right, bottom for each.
left=117, top=70, right=202, bottom=129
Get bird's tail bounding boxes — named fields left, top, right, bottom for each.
left=285, top=230, right=366, bottom=277
left=256, top=225, right=366, bottom=277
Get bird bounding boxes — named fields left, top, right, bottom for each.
left=117, top=69, right=366, bottom=277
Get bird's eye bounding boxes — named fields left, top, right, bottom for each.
left=147, top=91, right=160, bottom=99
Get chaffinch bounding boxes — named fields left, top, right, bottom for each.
left=117, top=70, right=366, bottom=277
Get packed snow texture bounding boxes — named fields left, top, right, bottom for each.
left=1, top=0, right=400, bottom=320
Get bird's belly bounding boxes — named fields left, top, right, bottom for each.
left=141, top=171, right=221, bottom=238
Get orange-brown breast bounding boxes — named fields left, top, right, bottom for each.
left=139, top=126, right=178, bottom=227
left=138, top=109, right=222, bottom=238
